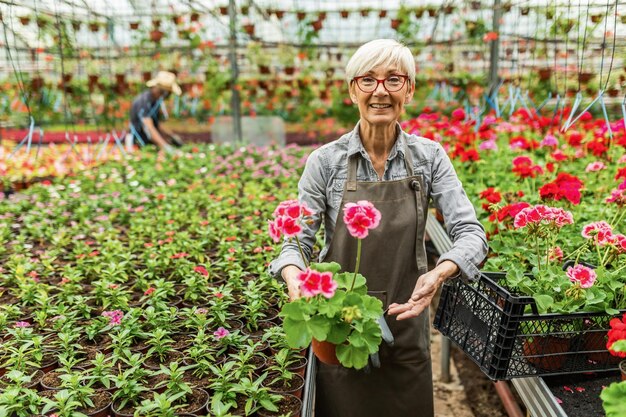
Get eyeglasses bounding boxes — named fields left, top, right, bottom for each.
left=352, top=74, right=409, bottom=93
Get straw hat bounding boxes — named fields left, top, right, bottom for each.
left=146, top=71, right=182, bottom=96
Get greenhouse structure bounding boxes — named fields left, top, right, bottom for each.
left=0, top=1, right=626, bottom=416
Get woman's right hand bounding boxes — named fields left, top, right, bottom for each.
left=281, top=265, right=303, bottom=301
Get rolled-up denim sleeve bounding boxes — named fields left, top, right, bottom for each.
left=268, top=149, right=327, bottom=279
left=430, top=144, right=488, bottom=280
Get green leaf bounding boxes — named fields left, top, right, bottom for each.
left=308, top=314, right=331, bottom=341
left=259, top=399, right=278, bottom=412
left=280, top=301, right=309, bottom=321
left=360, top=294, right=384, bottom=318
left=310, top=262, right=341, bottom=274
left=335, top=343, right=370, bottom=369
left=534, top=294, right=554, bottom=313
left=348, top=320, right=382, bottom=353
left=601, top=381, right=626, bottom=417
left=325, top=322, right=351, bottom=344
left=282, top=318, right=311, bottom=348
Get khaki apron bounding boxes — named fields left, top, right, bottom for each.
left=316, top=140, right=433, bottom=417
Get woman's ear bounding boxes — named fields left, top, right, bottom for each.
left=405, top=81, right=415, bottom=103
left=348, top=82, right=357, bottom=103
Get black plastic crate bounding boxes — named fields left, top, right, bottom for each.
left=434, top=271, right=625, bottom=380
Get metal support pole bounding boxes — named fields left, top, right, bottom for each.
left=228, top=0, right=242, bottom=143
left=488, top=0, right=502, bottom=97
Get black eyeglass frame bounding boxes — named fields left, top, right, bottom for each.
left=351, top=74, right=410, bottom=93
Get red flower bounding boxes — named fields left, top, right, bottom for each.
left=451, top=108, right=465, bottom=120
left=144, top=287, right=155, bottom=296
left=479, top=187, right=501, bottom=211
left=607, top=313, right=626, bottom=358
left=539, top=173, right=584, bottom=205
left=171, top=252, right=189, bottom=259
left=194, top=265, right=209, bottom=276
left=615, top=167, right=626, bottom=181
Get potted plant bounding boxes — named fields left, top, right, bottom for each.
left=270, top=200, right=384, bottom=369
left=601, top=334, right=626, bottom=416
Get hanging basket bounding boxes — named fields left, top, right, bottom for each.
left=274, top=10, right=285, bottom=20
left=378, top=10, right=387, bottom=18
left=578, top=72, right=594, bottom=84
left=88, top=22, right=100, bottom=32
left=150, top=30, right=164, bottom=43
left=190, top=12, right=200, bottom=22
left=129, top=21, right=139, bottom=30
left=590, top=14, right=604, bottom=23
left=538, top=67, right=552, bottom=81
left=391, top=19, right=402, bottom=30
left=296, top=11, right=306, bottom=21
left=71, top=20, right=81, bottom=31
left=219, top=6, right=229, bottom=16
left=311, top=20, right=323, bottom=32
left=19, top=16, right=31, bottom=25
left=520, top=7, right=530, bottom=15
left=340, top=10, right=349, bottom=18
left=243, top=24, right=255, bottom=36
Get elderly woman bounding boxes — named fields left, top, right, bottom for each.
left=269, top=39, right=487, bottom=417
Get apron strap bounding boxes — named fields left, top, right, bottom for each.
left=346, top=154, right=358, bottom=191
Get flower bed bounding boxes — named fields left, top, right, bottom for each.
left=0, top=144, right=311, bottom=415
left=0, top=141, right=125, bottom=195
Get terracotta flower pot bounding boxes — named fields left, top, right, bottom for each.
left=583, top=332, right=622, bottom=364
left=522, top=336, right=570, bottom=371
left=620, top=361, right=626, bottom=381
left=312, top=339, right=340, bottom=366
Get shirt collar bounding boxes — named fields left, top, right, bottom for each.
left=347, top=121, right=406, bottom=161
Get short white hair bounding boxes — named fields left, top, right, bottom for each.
left=345, top=39, right=415, bottom=86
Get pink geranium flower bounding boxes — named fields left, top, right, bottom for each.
left=101, top=310, right=124, bottom=326
left=273, top=199, right=313, bottom=219
left=14, top=321, right=31, bottom=328
left=213, top=327, right=230, bottom=339
left=343, top=201, right=382, bottom=239
left=566, top=264, right=597, bottom=288
left=585, top=161, right=606, bottom=172
left=297, top=268, right=338, bottom=298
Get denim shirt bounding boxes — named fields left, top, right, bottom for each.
left=269, top=122, right=488, bottom=280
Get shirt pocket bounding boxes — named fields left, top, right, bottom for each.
left=327, top=178, right=345, bottom=210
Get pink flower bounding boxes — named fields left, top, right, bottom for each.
left=479, top=139, right=498, bottom=151
left=566, top=264, right=597, bottom=289
left=171, top=252, right=189, bottom=259
left=581, top=221, right=613, bottom=242
left=513, top=205, right=573, bottom=229
left=14, top=321, right=30, bottom=328
left=548, top=246, right=563, bottom=262
left=540, top=134, right=558, bottom=147
left=585, top=161, right=606, bottom=172
left=273, top=199, right=313, bottom=219
left=101, top=310, right=124, bottom=326
left=343, top=201, right=382, bottom=239
left=213, top=327, right=230, bottom=339
left=196, top=308, right=208, bottom=315
left=297, top=268, right=338, bottom=298
left=144, top=287, right=155, bottom=296
left=194, top=265, right=209, bottom=276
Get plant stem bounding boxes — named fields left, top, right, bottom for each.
left=294, top=235, right=309, bottom=268
left=535, top=235, right=541, bottom=272
left=349, top=239, right=362, bottom=292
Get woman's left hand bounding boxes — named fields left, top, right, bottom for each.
left=388, top=261, right=459, bottom=320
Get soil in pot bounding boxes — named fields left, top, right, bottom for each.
left=0, top=369, right=43, bottom=389
left=257, top=394, right=302, bottom=417
left=40, top=369, right=63, bottom=390
left=78, top=390, right=112, bottom=417
left=175, top=388, right=210, bottom=414
left=111, top=394, right=151, bottom=417
left=143, top=350, right=184, bottom=370
left=265, top=372, right=305, bottom=399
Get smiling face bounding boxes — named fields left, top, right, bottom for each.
left=349, top=66, right=414, bottom=129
